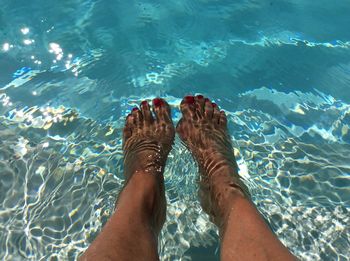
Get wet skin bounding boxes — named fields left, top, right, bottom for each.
left=81, top=96, right=296, bottom=261
left=176, top=95, right=250, bottom=228
left=122, top=98, right=175, bottom=234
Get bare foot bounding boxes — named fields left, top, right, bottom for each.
left=176, top=95, right=249, bottom=228
left=81, top=98, right=175, bottom=260
left=122, top=98, right=175, bottom=233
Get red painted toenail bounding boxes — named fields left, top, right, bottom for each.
left=197, top=95, right=204, bottom=99
left=153, top=98, right=163, bottom=107
left=185, top=96, right=195, bottom=104
left=204, top=98, right=210, bottom=102
left=212, top=103, right=217, bottom=107
left=132, top=107, right=138, bottom=111
left=141, top=100, right=148, bottom=106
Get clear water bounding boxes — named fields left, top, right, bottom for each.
left=1, top=0, right=350, bottom=260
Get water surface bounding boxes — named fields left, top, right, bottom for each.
left=1, top=0, right=350, bottom=260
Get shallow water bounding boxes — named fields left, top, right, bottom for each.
left=1, top=0, right=350, bottom=260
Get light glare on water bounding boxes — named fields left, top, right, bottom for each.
left=0, top=0, right=350, bottom=260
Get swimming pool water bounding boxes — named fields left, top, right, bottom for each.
left=1, top=0, right=350, bottom=260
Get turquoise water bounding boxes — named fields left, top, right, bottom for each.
left=1, top=0, right=350, bottom=260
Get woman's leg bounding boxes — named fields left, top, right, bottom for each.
left=81, top=98, right=175, bottom=261
left=176, top=95, right=296, bottom=261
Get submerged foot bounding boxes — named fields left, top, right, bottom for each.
left=123, top=98, right=175, bottom=176
left=122, top=98, right=175, bottom=232
left=176, top=95, right=249, bottom=227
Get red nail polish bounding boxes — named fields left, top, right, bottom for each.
left=212, top=103, right=217, bottom=107
left=153, top=98, right=163, bottom=107
left=132, top=107, right=138, bottom=111
left=204, top=98, right=210, bottom=102
left=197, top=95, right=204, bottom=99
left=141, top=100, right=148, bottom=106
left=185, top=96, right=195, bottom=104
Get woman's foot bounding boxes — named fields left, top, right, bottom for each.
left=81, top=98, right=175, bottom=260
left=122, top=98, right=175, bottom=233
left=123, top=98, right=175, bottom=176
left=176, top=95, right=249, bottom=228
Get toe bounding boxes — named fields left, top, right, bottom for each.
left=219, top=110, right=228, bottom=127
left=212, top=102, right=221, bottom=124
left=140, top=100, right=153, bottom=125
left=180, top=95, right=197, bottom=120
left=123, top=126, right=132, bottom=146
left=126, top=113, right=134, bottom=126
left=195, top=95, right=205, bottom=118
left=152, top=98, right=172, bottom=124
left=123, top=114, right=134, bottom=146
left=204, top=98, right=213, bottom=119
left=131, top=107, right=143, bottom=127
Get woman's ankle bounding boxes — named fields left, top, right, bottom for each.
left=116, top=170, right=166, bottom=233
left=201, top=168, right=250, bottom=228
left=119, top=171, right=163, bottom=207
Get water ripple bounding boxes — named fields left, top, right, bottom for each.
left=1, top=87, right=349, bottom=260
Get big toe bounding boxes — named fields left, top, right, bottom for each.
left=194, top=95, right=205, bottom=118
left=152, top=98, right=173, bottom=124
left=180, top=95, right=197, bottom=120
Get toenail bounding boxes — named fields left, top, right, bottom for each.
left=141, top=100, right=148, bottom=106
left=132, top=107, right=139, bottom=111
left=197, top=95, right=204, bottom=99
left=204, top=98, right=210, bottom=103
left=212, top=103, right=217, bottom=107
left=184, top=96, right=195, bottom=104
left=153, top=98, right=163, bottom=107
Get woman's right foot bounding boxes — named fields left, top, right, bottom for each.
left=122, top=98, right=175, bottom=234
left=176, top=95, right=249, bottom=227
